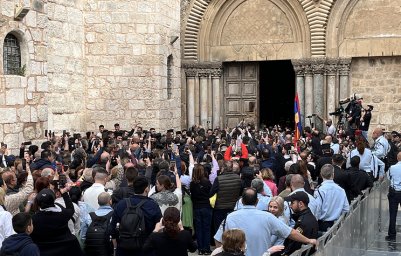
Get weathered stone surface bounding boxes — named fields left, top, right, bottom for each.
left=23, top=126, right=36, bottom=140
left=6, top=89, right=25, bottom=105
left=3, top=134, right=19, bottom=149
left=17, top=106, right=31, bottom=122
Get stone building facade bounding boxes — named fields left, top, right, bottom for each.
left=0, top=0, right=181, bottom=153
left=1, top=0, right=401, bottom=153
left=180, top=0, right=401, bottom=132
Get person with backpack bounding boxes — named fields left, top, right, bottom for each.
left=81, top=192, right=114, bottom=256
left=0, top=212, right=40, bottom=256
left=110, top=176, right=162, bottom=256
left=143, top=207, right=197, bottom=256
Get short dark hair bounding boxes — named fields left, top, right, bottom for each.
left=12, top=212, right=32, bottom=233
left=332, top=154, right=344, bottom=165
left=126, top=167, right=138, bottom=183
left=99, top=125, right=104, bottom=128
left=133, top=176, right=149, bottom=194
left=41, top=150, right=52, bottom=159
left=241, top=188, right=258, bottom=206
left=350, top=156, right=360, bottom=168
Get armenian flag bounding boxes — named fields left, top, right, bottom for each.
left=294, top=93, right=302, bottom=149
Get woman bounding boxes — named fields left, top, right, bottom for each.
left=261, top=168, right=278, bottom=196
left=24, top=176, right=50, bottom=214
left=213, top=229, right=246, bottom=256
left=0, top=187, right=14, bottom=250
left=143, top=207, right=197, bottom=256
left=297, top=160, right=313, bottom=194
left=346, top=139, right=378, bottom=181
left=190, top=164, right=213, bottom=255
left=150, top=173, right=182, bottom=214
left=30, top=187, right=84, bottom=256
left=268, top=196, right=288, bottom=246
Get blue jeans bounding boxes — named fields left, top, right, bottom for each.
left=194, top=207, right=212, bottom=251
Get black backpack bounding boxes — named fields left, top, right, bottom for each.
left=85, top=211, right=114, bottom=256
left=118, top=199, right=147, bottom=251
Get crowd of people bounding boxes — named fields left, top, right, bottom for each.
left=0, top=119, right=400, bottom=256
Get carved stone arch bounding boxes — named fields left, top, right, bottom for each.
left=182, top=0, right=310, bottom=62
left=298, top=0, right=336, bottom=57
left=327, top=0, right=401, bottom=58
left=326, top=0, right=358, bottom=58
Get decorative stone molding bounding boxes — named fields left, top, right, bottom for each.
left=197, top=70, right=210, bottom=77
left=311, top=58, right=325, bottom=74
left=299, top=0, right=336, bottom=57
left=325, top=58, right=338, bottom=75
left=338, top=58, right=352, bottom=75
left=211, top=69, right=222, bottom=77
left=184, top=68, right=197, bottom=77
left=183, top=0, right=211, bottom=61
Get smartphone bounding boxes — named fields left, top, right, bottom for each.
left=170, top=161, right=176, bottom=170
left=45, top=130, right=48, bottom=137
left=172, top=143, right=178, bottom=152
left=56, top=163, right=63, bottom=174
left=58, top=174, right=67, bottom=189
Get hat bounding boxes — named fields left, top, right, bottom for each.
left=354, top=94, right=363, bottom=100
left=36, top=188, right=56, bottom=209
left=284, top=191, right=309, bottom=204
left=391, top=131, right=400, bottom=138
left=367, top=105, right=374, bottom=110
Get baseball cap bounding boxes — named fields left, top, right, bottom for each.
left=284, top=191, right=309, bottom=204
left=36, top=188, right=56, bottom=209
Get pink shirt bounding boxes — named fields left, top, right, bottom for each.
left=264, top=180, right=278, bottom=196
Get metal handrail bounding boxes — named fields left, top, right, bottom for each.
left=290, top=181, right=385, bottom=256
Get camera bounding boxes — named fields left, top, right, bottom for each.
left=329, top=106, right=345, bottom=116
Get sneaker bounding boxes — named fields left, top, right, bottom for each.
left=203, top=249, right=212, bottom=255
left=385, top=235, right=396, bottom=242
left=198, top=250, right=204, bottom=255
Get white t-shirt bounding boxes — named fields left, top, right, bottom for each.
left=83, top=183, right=105, bottom=210
left=0, top=208, right=14, bottom=249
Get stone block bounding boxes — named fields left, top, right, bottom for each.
left=30, top=107, right=38, bottom=122
left=86, top=32, right=96, bottom=43
left=36, top=76, right=48, bottom=92
left=38, top=105, right=48, bottom=121
left=3, top=133, right=19, bottom=149
left=1, top=1, right=14, bottom=17
left=23, top=126, right=36, bottom=140
left=6, top=89, right=25, bottom=105
left=17, top=106, right=31, bottom=122
left=5, top=76, right=22, bottom=88
left=129, top=100, right=145, bottom=110
left=30, top=61, right=43, bottom=75
left=4, top=123, right=23, bottom=133
left=25, top=10, right=37, bottom=27
left=54, top=5, right=67, bottom=22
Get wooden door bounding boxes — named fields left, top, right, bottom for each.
left=224, top=62, right=259, bottom=128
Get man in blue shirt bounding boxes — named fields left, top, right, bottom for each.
left=386, top=152, right=401, bottom=241
left=314, top=164, right=349, bottom=232
left=214, top=188, right=318, bottom=256
left=234, top=178, right=271, bottom=210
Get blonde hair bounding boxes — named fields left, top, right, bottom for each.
left=269, top=196, right=285, bottom=216
left=0, top=187, right=5, bottom=205
left=222, top=229, right=246, bottom=253
left=261, top=168, right=275, bottom=181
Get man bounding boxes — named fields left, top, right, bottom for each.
left=392, top=131, right=401, bottom=151
left=214, top=188, right=318, bottom=256
left=2, top=168, right=33, bottom=216
left=111, top=167, right=138, bottom=207
left=316, top=142, right=333, bottom=184
left=386, top=152, right=401, bottom=241
left=325, top=118, right=336, bottom=137
left=360, top=105, right=373, bottom=140
left=332, top=154, right=351, bottom=201
left=288, top=174, right=318, bottom=217
left=325, top=135, right=340, bottom=155
left=0, top=143, right=11, bottom=168
left=346, top=94, right=363, bottom=134
left=29, top=150, right=55, bottom=171
left=234, top=178, right=271, bottom=210
left=83, top=167, right=108, bottom=210
left=314, top=164, right=349, bottom=232
left=0, top=212, right=40, bottom=256
left=279, top=191, right=318, bottom=256
left=110, top=176, right=162, bottom=256
left=81, top=192, right=114, bottom=256
left=371, top=127, right=390, bottom=161
left=347, top=156, right=373, bottom=201
left=210, top=160, right=242, bottom=230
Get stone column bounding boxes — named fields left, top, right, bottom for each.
left=185, top=69, right=197, bottom=128
left=212, top=68, right=222, bottom=128
left=339, top=58, right=351, bottom=100
left=207, top=73, right=213, bottom=129
left=198, top=70, right=209, bottom=128
left=194, top=77, right=200, bottom=125
left=312, top=59, right=325, bottom=130
left=325, top=59, right=338, bottom=119
left=292, top=60, right=305, bottom=127
left=304, top=62, right=314, bottom=128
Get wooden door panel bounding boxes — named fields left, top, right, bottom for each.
left=224, top=62, right=259, bottom=127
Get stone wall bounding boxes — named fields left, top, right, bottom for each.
left=84, top=0, right=181, bottom=132
left=47, top=0, right=86, bottom=132
left=350, top=57, right=401, bottom=133
left=0, top=0, right=48, bottom=153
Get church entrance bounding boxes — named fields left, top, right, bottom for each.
left=223, top=61, right=295, bottom=129
left=259, top=60, right=295, bottom=129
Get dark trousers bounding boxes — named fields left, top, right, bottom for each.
left=213, top=208, right=232, bottom=231
left=194, top=207, right=213, bottom=250
left=388, top=191, right=401, bottom=237
left=318, top=220, right=334, bottom=232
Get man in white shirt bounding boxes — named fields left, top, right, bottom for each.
left=83, top=167, right=108, bottom=210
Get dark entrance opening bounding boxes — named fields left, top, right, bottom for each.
left=259, top=60, right=295, bottom=129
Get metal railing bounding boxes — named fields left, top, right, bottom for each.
left=290, top=179, right=389, bottom=256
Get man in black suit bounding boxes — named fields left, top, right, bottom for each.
left=347, top=156, right=373, bottom=201
left=332, top=154, right=351, bottom=202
